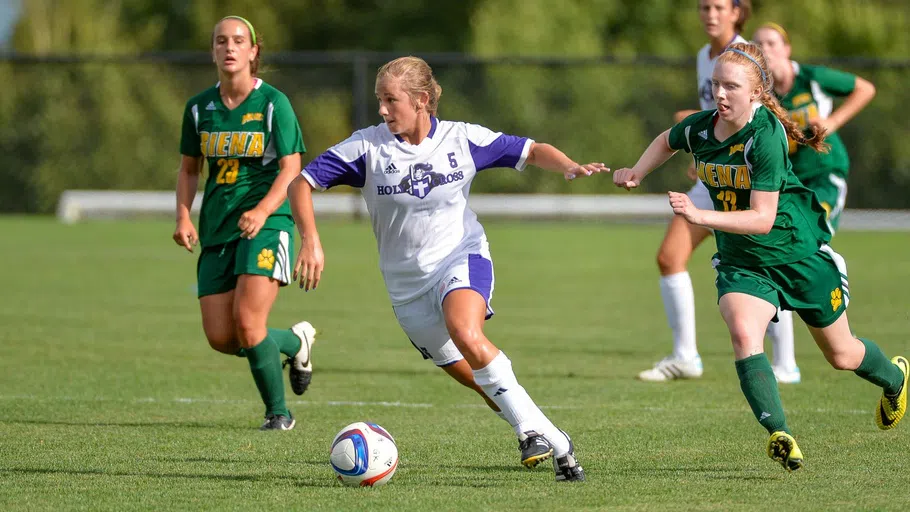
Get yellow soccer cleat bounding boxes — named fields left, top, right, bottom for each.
left=767, top=431, right=804, bottom=472
left=875, top=356, right=909, bottom=430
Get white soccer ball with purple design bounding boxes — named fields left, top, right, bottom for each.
left=329, top=422, right=399, bottom=487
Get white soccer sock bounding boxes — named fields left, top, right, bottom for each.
left=659, top=272, right=698, bottom=361
left=494, top=410, right=510, bottom=425
left=472, top=351, right=571, bottom=456
left=767, top=309, right=797, bottom=370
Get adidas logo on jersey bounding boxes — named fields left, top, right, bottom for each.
left=206, top=101, right=216, bottom=111
left=698, top=130, right=708, bottom=140
left=384, top=163, right=400, bottom=174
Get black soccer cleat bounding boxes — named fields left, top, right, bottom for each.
left=519, top=430, right=554, bottom=468
left=260, top=413, right=296, bottom=431
left=553, top=430, right=585, bottom=482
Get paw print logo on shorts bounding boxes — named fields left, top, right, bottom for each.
left=257, top=248, right=275, bottom=270
left=830, top=287, right=843, bottom=312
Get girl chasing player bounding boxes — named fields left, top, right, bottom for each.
left=639, top=0, right=801, bottom=386
left=613, top=42, right=907, bottom=471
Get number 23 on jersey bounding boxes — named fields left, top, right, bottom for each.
left=216, top=158, right=239, bottom=184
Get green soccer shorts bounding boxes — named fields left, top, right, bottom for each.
left=713, top=244, right=849, bottom=328
left=196, top=229, right=293, bottom=298
left=801, top=172, right=848, bottom=233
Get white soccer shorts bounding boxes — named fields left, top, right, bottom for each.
left=392, top=252, right=495, bottom=366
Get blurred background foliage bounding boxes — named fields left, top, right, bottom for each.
left=2, top=0, right=909, bottom=212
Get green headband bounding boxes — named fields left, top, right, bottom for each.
left=219, top=16, right=257, bottom=45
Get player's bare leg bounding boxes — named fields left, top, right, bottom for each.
left=199, top=291, right=239, bottom=354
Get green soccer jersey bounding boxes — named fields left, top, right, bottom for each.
left=668, top=106, right=831, bottom=267
left=777, top=62, right=855, bottom=180
left=180, top=79, right=305, bottom=248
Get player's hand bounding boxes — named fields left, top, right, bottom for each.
left=612, top=168, right=643, bottom=190
left=686, top=162, right=698, bottom=181
left=809, top=117, right=834, bottom=135
left=238, top=207, right=269, bottom=239
left=668, top=191, right=702, bottom=224
left=173, top=218, right=199, bottom=253
left=564, top=162, right=608, bottom=181
left=293, top=235, right=324, bottom=292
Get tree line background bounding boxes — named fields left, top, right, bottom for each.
left=2, top=0, right=909, bottom=213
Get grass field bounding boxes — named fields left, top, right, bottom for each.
left=1, top=217, right=908, bottom=511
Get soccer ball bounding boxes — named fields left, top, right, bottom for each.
left=329, top=422, right=399, bottom=487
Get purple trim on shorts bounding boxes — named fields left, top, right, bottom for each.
left=440, top=253, right=495, bottom=320
left=467, top=254, right=493, bottom=301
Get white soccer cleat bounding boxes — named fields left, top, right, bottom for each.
left=772, top=365, right=801, bottom=385
left=286, top=321, right=316, bottom=395
left=637, top=355, right=704, bottom=382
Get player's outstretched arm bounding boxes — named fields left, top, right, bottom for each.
left=813, top=76, right=875, bottom=134
left=524, top=142, right=607, bottom=181
left=612, top=129, right=677, bottom=190
left=288, top=174, right=324, bottom=291
left=669, top=189, right=778, bottom=235
left=173, top=155, right=203, bottom=252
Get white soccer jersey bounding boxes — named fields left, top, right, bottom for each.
left=301, top=117, right=533, bottom=305
left=696, top=34, right=748, bottom=110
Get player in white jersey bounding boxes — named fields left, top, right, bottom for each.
left=638, top=0, right=799, bottom=385
left=287, top=57, right=605, bottom=482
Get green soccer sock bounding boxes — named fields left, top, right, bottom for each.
left=855, top=338, right=904, bottom=395
left=246, top=336, right=289, bottom=417
left=735, top=354, right=791, bottom=435
left=269, top=328, right=303, bottom=358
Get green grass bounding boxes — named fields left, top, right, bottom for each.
left=0, top=217, right=908, bottom=511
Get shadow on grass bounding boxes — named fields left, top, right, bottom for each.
left=317, top=364, right=626, bottom=382
left=0, top=467, right=338, bottom=488
left=407, top=462, right=528, bottom=473
left=0, top=419, right=251, bottom=430
left=152, top=456, right=329, bottom=468
left=3, top=466, right=515, bottom=489
left=316, top=366, right=437, bottom=378
left=615, top=466, right=777, bottom=481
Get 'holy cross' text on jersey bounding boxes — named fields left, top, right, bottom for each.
left=377, top=162, right=465, bottom=199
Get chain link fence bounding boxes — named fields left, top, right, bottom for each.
left=2, top=52, right=908, bottom=213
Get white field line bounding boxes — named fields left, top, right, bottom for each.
left=0, top=394, right=869, bottom=415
